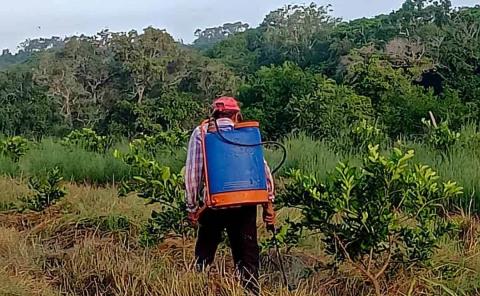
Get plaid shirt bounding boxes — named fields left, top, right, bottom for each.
left=185, top=118, right=275, bottom=212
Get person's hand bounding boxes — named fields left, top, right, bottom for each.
left=262, top=202, right=275, bottom=229
left=188, top=210, right=200, bottom=227
left=188, top=206, right=206, bottom=227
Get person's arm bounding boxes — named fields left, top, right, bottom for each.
left=185, top=127, right=203, bottom=213
left=263, top=160, right=275, bottom=228
left=264, top=160, right=275, bottom=202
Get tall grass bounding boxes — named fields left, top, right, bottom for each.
left=266, top=133, right=355, bottom=180
left=410, top=142, right=480, bottom=210
left=18, top=139, right=132, bottom=183
left=1, top=131, right=479, bottom=210
left=0, top=156, right=19, bottom=176
left=267, top=133, right=480, bottom=211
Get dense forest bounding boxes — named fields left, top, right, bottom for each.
left=0, top=0, right=478, bottom=141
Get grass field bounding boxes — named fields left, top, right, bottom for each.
left=1, top=175, right=479, bottom=295
left=1, top=134, right=480, bottom=295
left=5, top=134, right=478, bottom=208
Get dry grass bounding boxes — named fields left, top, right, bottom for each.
left=0, top=176, right=29, bottom=210
left=1, top=177, right=480, bottom=295
left=0, top=227, right=59, bottom=296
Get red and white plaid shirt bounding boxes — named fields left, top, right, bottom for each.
left=185, top=118, right=275, bottom=212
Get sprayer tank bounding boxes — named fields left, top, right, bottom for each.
left=203, top=122, right=269, bottom=207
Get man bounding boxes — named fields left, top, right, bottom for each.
left=185, top=96, right=275, bottom=294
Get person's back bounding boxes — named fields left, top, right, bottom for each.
left=184, top=97, right=275, bottom=295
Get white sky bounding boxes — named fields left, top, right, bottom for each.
left=1, top=0, right=478, bottom=51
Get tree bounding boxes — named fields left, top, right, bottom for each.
left=207, top=29, right=262, bottom=75
left=435, top=7, right=480, bottom=105
left=193, top=22, right=250, bottom=50
left=35, top=49, right=89, bottom=128
left=239, top=62, right=322, bottom=139
left=287, top=77, right=373, bottom=140
left=260, top=3, right=339, bottom=68
left=110, top=27, right=185, bottom=105
left=343, top=54, right=464, bottom=136
left=0, top=69, right=62, bottom=137
left=185, top=53, right=240, bottom=99
left=18, top=37, right=64, bottom=54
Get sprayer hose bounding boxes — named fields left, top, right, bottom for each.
left=212, top=118, right=287, bottom=175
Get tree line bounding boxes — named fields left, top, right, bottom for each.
left=0, top=0, right=479, bottom=141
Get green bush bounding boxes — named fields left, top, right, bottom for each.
left=115, top=137, right=191, bottom=246
left=239, top=62, right=322, bottom=139
left=0, top=136, right=29, bottom=162
left=62, top=128, right=111, bottom=153
left=423, top=118, right=460, bottom=153
left=287, top=80, right=374, bottom=141
left=278, top=145, right=462, bottom=295
left=21, top=167, right=67, bottom=212
left=344, top=56, right=465, bottom=137
left=333, top=119, right=387, bottom=154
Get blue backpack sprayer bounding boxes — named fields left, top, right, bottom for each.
left=199, top=117, right=293, bottom=290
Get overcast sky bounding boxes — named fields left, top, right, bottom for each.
left=1, top=0, right=478, bottom=51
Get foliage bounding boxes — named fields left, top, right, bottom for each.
left=193, top=22, right=250, bottom=50
left=207, top=29, right=262, bottom=75
left=17, top=139, right=131, bottom=183
left=132, top=91, right=204, bottom=134
left=109, top=27, right=183, bottom=105
left=239, top=62, right=322, bottom=138
left=279, top=145, right=462, bottom=294
left=0, top=2, right=479, bottom=142
left=260, top=219, right=304, bottom=253
left=334, top=120, right=386, bottom=154
left=0, top=70, right=64, bottom=137
left=287, top=78, right=374, bottom=140
left=423, top=119, right=460, bottom=153
left=344, top=55, right=464, bottom=137
left=120, top=129, right=188, bottom=160
left=0, top=136, right=29, bottom=162
left=436, top=6, right=480, bottom=105
left=114, top=134, right=190, bottom=245
left=62, top=128, right=111, bottom=153
left=20, top=167, right=67, bottom=211
left=260, top=3, right=339, bottom=68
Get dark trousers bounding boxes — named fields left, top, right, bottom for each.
left=195, top=205, right=260, bottom=294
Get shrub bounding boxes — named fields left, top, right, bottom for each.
left=62, top=128, right=111, bottom=153
left=115, top=138, right=190, bottom=246
left=333, top=119, right=386, bottom=154
left=423, top=118, right=460, bottom=153
left=287, top=80, right=374, bottom=141
left=128, top=129, right=188, bottom=158
left=278, top=145, right=463, bottom=295
left=0, top=136, right=29, bottom=162
left=239, top=62, right=322, bottom=139
left=21, top=167, right=67, bottom=211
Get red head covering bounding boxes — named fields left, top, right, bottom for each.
left=212, top=97, right=241, bottom=113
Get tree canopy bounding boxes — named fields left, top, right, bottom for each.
left=0, top=2, right=479, bottom=140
